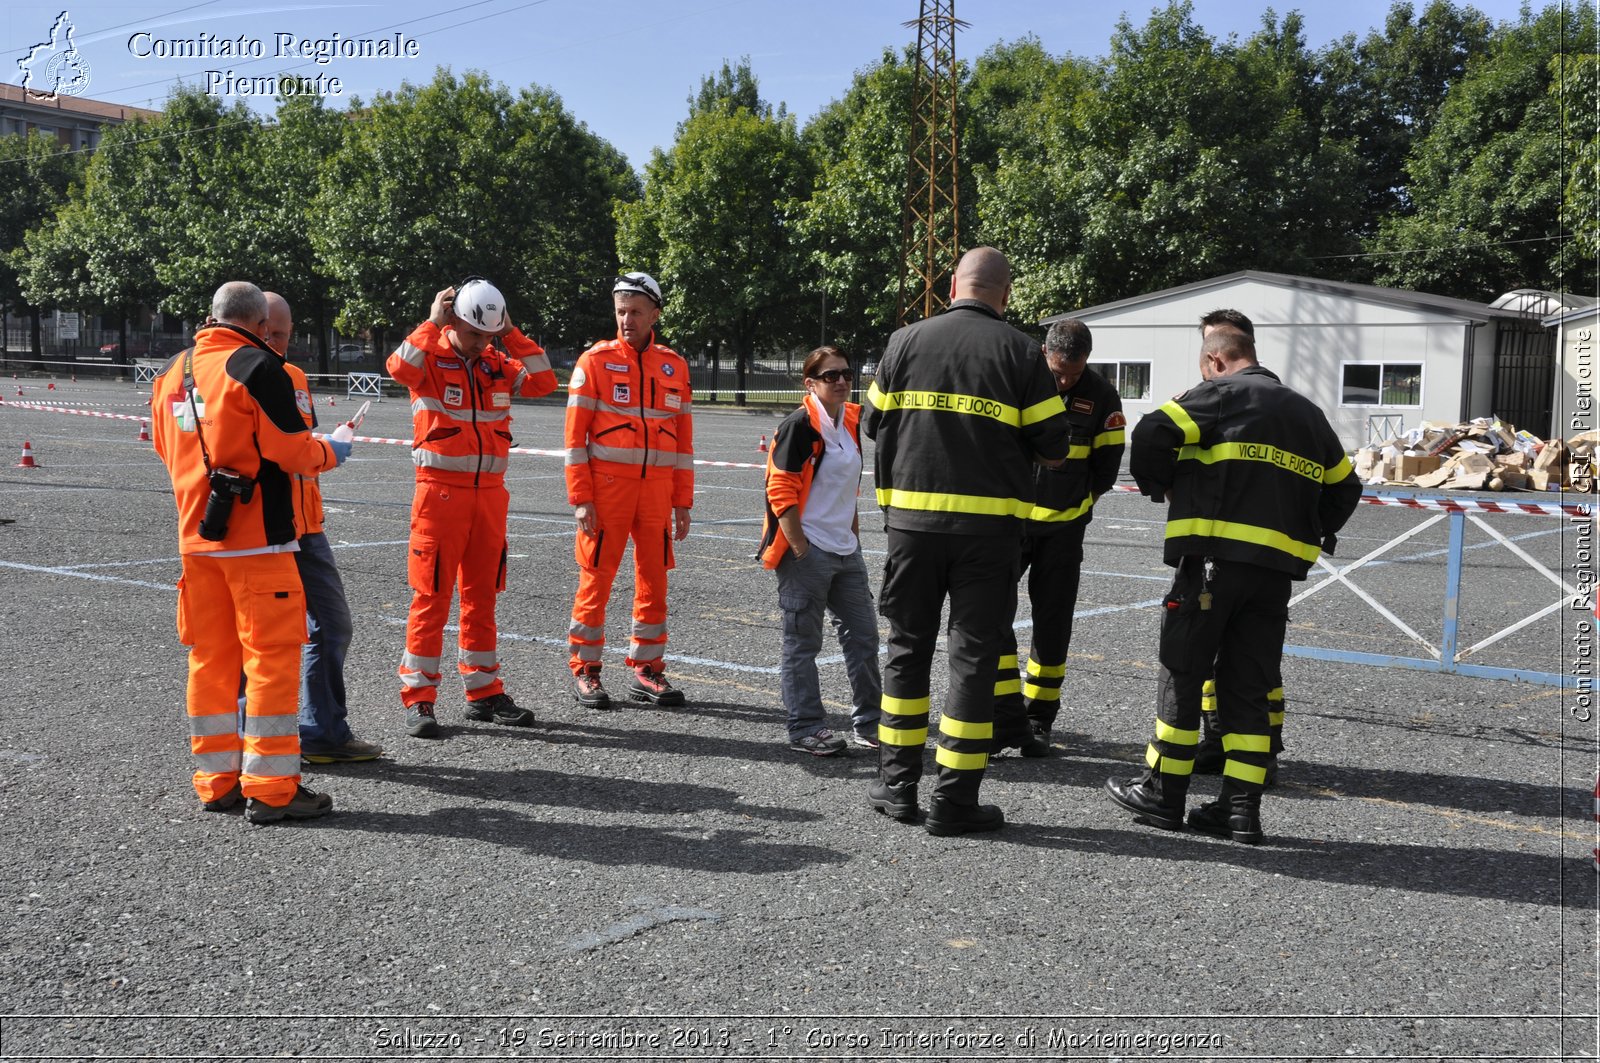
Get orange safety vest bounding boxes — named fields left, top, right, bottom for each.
left=281, top=359, right=325, bottom=536
left=151, top=323, right=338, bottom=554
left=758, top=399, right=862, bottom=569
left=386, top=321, right=557, bottom=486
left=564, top=332, right=694, bottom=509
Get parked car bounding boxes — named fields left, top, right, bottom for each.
left=99, top=337, right=187, bottom=361
left=334, top=343, right=367, bottom=364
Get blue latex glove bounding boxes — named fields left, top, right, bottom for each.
left=326, top=436, right=353, bottom=466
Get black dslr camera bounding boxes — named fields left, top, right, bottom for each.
left=198, top=468, right=256, bottom=542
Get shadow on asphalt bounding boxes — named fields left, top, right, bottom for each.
left=994, top=822, right=1595, bottom=909
left=331, top=806, right=848, bottom=874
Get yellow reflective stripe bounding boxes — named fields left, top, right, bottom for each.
left=1155, top=719, right=1199, bottom=745
left=1027, top=659, right=1066, bottom=679
left=1065, top=444, right=1091, bottom=460
left=935, top=747, right=988, bottom=771
left=1202, top=679, right=1216, bottom=695
left=1268, top=687, right=1284, bottom=702
left=1223, top=732, right=1271, bottom=753
left=1224, top=760, right=1268, bottom=785
left=882, top=694, right=930, bottom=717
left=1029, top=493, right=1094, bottom=523
left=1166, top=518, right=1322, bottom=564
left=1147, top=744, right=1194, bottom=775
left=1324, top=454, right=1354, bottom=484
left=1093, top=429, right=1125, bottom=448
left=939, top=715, right=993, bottom=741
left=876, top=487, right=1032, bottom=518
left=1176, top=441, right=1325, bottom=483
left=1022, top=683, right=1060, bottom=702
left=997, top=654, right=1018, bottom=670
left=869, top=388, right=1021, bottom=427
left=879, top=726, right=928, bottom=747
left=993, top=678, right=1021, bottom=696
left=1158, top=400, right=1201, bottom=445
left=1201, top=696, right=1217, bottom=714
left=1021, top=394, right=1067, bottom=425
left=1268, top=711, right=1285, bottom=726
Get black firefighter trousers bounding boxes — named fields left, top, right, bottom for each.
left=878, top=527, right=1021, bottom=805
left=1147, top=556, right=1289, bottom=803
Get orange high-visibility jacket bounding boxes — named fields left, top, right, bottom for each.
left=564, top=332, right=694, bottom=509
left=386, top=321, right=557, bottom=486
left=281, top=359, right=325, bottom=536
left=151, top=323, right=339, bottom=555
left=758, top=398, right=863, bottom=569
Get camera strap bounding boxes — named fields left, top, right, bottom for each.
left=182, top=346, right=216, bottom=479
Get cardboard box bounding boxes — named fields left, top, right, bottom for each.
left=1394, top=453, right=1442, bottom=481
left=1534, top=438, right=1568, bottom=472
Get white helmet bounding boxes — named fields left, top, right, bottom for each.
left=613, top=271, right=662, bottom=307
left=453, top=277, right=508, bottom=332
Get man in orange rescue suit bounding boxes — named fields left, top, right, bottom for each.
left=564, top=272, right=694, bottom=709
left=151, top=281, right=351, bottom=825
left=386, top=278, right=558, bottom=739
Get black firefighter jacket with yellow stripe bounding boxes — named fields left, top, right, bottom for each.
left=1130, top=365, right=1360, bottom=579
left=1027, top=365, right=1125, bottom=533
left=864, top=299, right=1070, bottom=536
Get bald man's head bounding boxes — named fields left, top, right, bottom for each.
left=950, top=247, right=1012, bottom=313
left=262, top=292, right=292, bottom=357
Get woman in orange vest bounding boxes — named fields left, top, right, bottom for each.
left=386, top=278, right=557, bottom=738
left=758, top=346, right=881, bottom=755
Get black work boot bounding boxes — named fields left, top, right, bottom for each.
left=1104, top=773, right=1186, bottom=832
left=867, top=778, right=921, bottom=823
left=1187, top=780, right=1263, bottom=844
left=925, top=794, right=1005, bottom=836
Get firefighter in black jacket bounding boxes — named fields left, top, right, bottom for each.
left=993, top=319, right=1124, bottom=755
left=864, top=247, right=1071, bottom=836
left=1105, top=326, right=1360, bottom=844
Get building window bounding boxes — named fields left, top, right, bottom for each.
left=1101, top=361, right=1151, bottom=402
left=1341, top=362, right=1423, bottom=407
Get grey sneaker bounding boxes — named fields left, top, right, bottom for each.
left=789, top=728, right=847, bottom=757
left=406, top=701, right=441, bottom=738
left=244, top=784, right=334, bottom=825
left=300, top=736, right=384, bottom=764
left=848, top=728, right=881, bottom=750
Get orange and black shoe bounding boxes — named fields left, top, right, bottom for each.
left=572, top=666, right=612, bottom=710
left=628, top=665, right=685, bottom=707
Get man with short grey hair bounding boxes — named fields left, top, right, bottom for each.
left=150, top=280, right=352, bottom=824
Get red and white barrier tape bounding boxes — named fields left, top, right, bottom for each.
left=5, top=400, right=1592, bottom=501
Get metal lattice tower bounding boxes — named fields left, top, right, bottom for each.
left=896, top=0, right=967, bottom=326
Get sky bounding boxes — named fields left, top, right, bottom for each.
left=5, top=0, right=1541, bottom=170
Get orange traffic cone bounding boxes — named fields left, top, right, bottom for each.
left=137, top=419, right=151, bottom=442
left=757, top=434, right=768, bottom=453
left=47, top=381, right=55, bottom=391
left=327, top=396, right=336, bottom=407
left=70, top=373, right=77, bottom=383
left=16, top=440, right=37, bottom=468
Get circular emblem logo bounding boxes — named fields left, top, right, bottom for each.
left=43, top=50, right=91, bottom=98
left=661, top=363, right=674, bottom=377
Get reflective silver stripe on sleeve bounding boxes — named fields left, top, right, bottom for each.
left=241, top=753, right=302, bottom=778
left=628, top=643, right=665, bottom=662
left=458, top=648, right=498, bottom=666
left=395, top=341, right=427, bottom=368
left=566, top=448, right=590, bottom=465
left=192, top=750, right=241, bottom=772
left=569, top=620, right=605, bottom=640
left=413, top=451, right=508, bottom=474
left=242, top=713, right=299, bottom=738
left=189, top=713, right=239, bottom=737
left=518, top=352, right=553, bottom=374
left=631, top=620, right=666, bottom=641
left=675, top=453, right=694, bottom=470
left=568, top=394, right=598, bottom=410
left=512, top=368, right=528, bottom=390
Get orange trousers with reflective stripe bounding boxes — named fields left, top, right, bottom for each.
left=569, top=473, right=674, bottom=674
left=177, top=552, right=307, bottom=805
left=400, top=479, right=509, bottom=707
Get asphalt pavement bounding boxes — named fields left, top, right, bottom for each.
left=0, top=376, right=1595, bottom=1061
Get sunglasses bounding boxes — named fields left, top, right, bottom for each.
left=809, top=368, right=853, bottom=384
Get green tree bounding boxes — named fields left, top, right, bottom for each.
left=618, top=68, right=814, bottom=403
left=312, top=69, right=636, bottom=352
left=797, top=49, right=914, bottom=359
left=1557, top=52, right=1599, bottom=276
left=0, top=131, right=83, bottom=356
left=1370, top=3, right=1597, bottom=298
